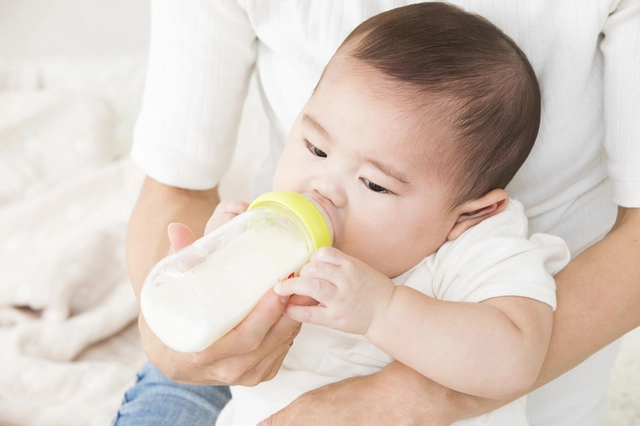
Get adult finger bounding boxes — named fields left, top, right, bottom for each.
left=262, top=340, right=295, bottom=381
left=232, top=333, right=297, bottom=386
left=283, top=304, right=329, bottom=326
left=193, top=310, right=302, bottom=386
left=196, top=288, right=290, bottom=361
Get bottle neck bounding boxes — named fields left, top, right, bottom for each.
left=247, top=191, right=333, bottom=249
left=305, top=197, right=334, bottom=245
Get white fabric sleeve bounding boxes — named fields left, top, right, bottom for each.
left=601, top=0, right=640, bottom=207
left=131, top=0, right=257, bottom=190
left=429, top=201, right=570, bottom=310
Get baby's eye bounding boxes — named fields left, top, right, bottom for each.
left=362, top=178, right=389, bottom=194
left=305, top=140, right=327, bottom=158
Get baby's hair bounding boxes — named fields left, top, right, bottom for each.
left=342, top=2, right=541, bottom=207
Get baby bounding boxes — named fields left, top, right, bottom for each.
left=213, top=3, right=569, bottom=425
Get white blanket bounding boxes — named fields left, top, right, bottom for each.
left=0, top=92, right=146, bottom=426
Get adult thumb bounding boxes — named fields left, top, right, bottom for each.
left=167, top=222, right=197, bottom=253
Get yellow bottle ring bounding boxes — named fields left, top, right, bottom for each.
left=248, top=192, right=333, bottom=250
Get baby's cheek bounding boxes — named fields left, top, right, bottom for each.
left=356, top=234, right=424, bottom=277
left=336, top=238, right=385, bottom=274
left=272, top=163, right=300, bottom=193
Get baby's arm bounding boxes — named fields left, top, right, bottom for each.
left=368, top=287, right=552, bottom=400
left=276, top=246, right=552, bottom=400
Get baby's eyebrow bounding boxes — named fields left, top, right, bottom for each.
left=369, top=158, right=410, bottom=184
left=303, top=113, right=332, bottom=143
left=304, top=112, right=409, bottom=184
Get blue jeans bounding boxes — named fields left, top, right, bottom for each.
left=112, top=361, right=231, bottom=426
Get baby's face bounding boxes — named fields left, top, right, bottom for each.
left=273, top=58, right=459, bottom=277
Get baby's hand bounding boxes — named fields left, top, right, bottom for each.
left=166, top=199, right=249, bottom=254
left=204, top=199, right=250, bottom=234
left=274, top=246, right=395, bottom=335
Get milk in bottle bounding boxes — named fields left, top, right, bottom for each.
left=140, top=191, right=333, bottom=353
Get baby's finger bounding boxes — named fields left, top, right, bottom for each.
left=300, top=260, right=345, bottom=289
left=205, top=199, right=249, bottom=234
left=310, top=246, right=349, bottom=266
left=204, top=212, right=238, bottom=235
left=274, top=277, right=336, bottom=306
left=217, top=199, right=250, bottom=215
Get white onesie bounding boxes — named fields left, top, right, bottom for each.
left=216, top=200, right=570, bottom=426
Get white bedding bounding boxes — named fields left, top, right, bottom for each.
left=0, top=55, right=637, bottom=426
left=0, top=89, right=145, bottom=426
left=0, top=52, right=270, bottom=425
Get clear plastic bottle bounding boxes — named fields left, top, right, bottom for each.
left=140, top=191, right=333, bottom=353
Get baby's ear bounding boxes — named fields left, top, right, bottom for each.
left=447, top=189, right=510, bottom=241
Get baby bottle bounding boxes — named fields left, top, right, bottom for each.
left=140, top=191, right=333, bottom=353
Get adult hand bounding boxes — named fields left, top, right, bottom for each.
left=260, top=361, right=479, bottom=426
left=138, top=201, right=304, bottom=386
left=139, top=288, right=300, bottom=386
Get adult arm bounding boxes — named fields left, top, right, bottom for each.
left=131, top=0, right=258, bottom=191
left=126, top=0, right=305, bottom=386
left=126, top=176, right=218, bottom=301
left=263, top=206, right=640, bottom=425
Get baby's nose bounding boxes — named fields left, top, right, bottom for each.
left=311, top=174, right=346, bottom=208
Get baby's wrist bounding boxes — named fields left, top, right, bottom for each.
left=364, top=282, right=396, bottom=342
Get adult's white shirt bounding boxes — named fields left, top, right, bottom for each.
left=131, top=1, right=640, bottom=425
